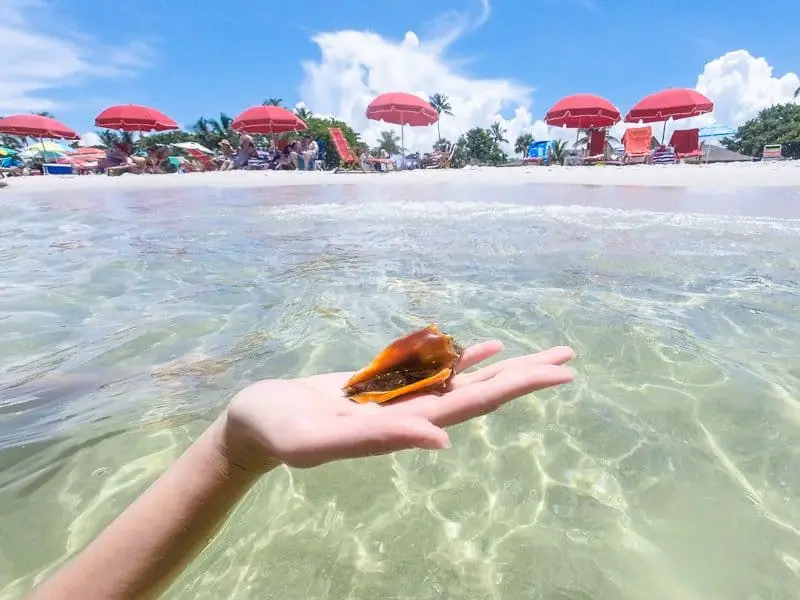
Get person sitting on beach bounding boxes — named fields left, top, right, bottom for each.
left=144, top=145, right=171, bottom=174
left=102, top=143, right=146, bottom=176
left=214, top=139, right=235, bottom=171
left=302, top=136, right=319, bottom=170
left=232, top=134, right=259, bottom=170
left=22, top=342, right=575, bottom=600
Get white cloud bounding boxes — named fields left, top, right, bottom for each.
left=299, top=2, right=800, bottom=155
left=612, top=50, right=800, bottom=146
left=0, top=0, right=151, bottom=114
left=695, top=49, right=799, bottom=126
left=298, top=1, right=543, bottom=154
left=79, top=132, right=104, bottom=147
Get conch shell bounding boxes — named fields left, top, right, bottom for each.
left=343, top=324, right=463, bottom=404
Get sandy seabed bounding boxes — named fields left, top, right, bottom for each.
left=1, top=161, right=799, bottom=195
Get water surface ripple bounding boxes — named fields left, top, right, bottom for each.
left=1, top=183, right=799, bottom=600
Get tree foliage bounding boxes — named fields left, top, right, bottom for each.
left=452, top=127, right=508, bottom=167
left=722, top=103, right=800, bottom=158
left=514, top=133, right=534, bottom=156
left=429, top=93, right=453, bottom=141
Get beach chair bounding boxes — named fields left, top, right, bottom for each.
left=328, top=128, right=389, bottom=173
left=621, top=126, right=652, bottom=165
left=184, top=148, right=218, bottom=171
left=762, top=144, right=783, bottom=160
left=582, top=129, right=607, bottom=165
left=328, top=127, right=361, bottom=170
left=523, top=140, right=554, bottom=165
left=423, top=142, right=455, bottom=169
left=669, top=128, right=703, bottom=160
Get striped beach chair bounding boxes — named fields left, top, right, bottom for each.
left=762, top=144, right=783, bottom=160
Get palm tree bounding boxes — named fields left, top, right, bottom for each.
left=550, top=140, right=569, bottom=165
left=35, top=111, right=55, bottom=118
left=489, top=121, right=508, bottom=145
left=376, top=130, right=401, bottom=155
left=295, top=106, right=312, bottom=120
left=429, top=93, right=453, bottom=140
left=263, top=98, right=283, bottom=106
left=515, top=133, right=534, bottom=157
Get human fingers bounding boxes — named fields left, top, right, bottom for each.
left=386, top=363, right=575, bottom=428
left=452, top=340, right=505, bottom=373
left=450, top=346, right=575, bottom=388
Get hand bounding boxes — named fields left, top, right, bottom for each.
left=221, top=341, right=575, bottom=471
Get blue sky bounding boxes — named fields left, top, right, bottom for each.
left=2, top=0, right=799, bottom=149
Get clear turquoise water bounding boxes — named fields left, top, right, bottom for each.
left=1, top=183, right=800, bottom=599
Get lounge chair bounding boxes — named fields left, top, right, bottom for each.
left=183, top=148, right=218, bottom=171
left=328, top=128, right=386, bottom=173
left=621, top=126, right=652, bottom=165
left=762, top=144, right=783, bottom=160
left=670, top=128, right=703, bottom=161
left=582, top=129, right=607, bottom=165
left=523, top=140, right=554, bottom=165
left=423, top=142, right=455, bottom=169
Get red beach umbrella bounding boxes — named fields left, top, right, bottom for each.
left=624, top=88, right=713, bottom=123
left=545, top=94, right=621, bottom=129
left=625, top=88, right=713, bottom=143
left=231, top=105, right=307, bottom=135
left=0, top=114, right=79, bottom=139
left=366, top=92, right=438, bottom=127
left=95, top=104, right=179, bottom=132
left=366, top=92, right=438, bottom=167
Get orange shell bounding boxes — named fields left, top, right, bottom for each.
left=343, top=324, right=462, bottom=404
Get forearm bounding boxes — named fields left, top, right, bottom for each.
left=27, top=415, right=273, bottom=600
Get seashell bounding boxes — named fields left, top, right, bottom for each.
left=343, top=324, right=463, bottom=404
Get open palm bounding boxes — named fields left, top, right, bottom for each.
left=225, top=341, right=575, bottom=470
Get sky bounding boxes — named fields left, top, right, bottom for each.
left=2, top=0, right=799, bottom=152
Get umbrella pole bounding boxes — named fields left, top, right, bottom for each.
left=40, top=137, right=48, bottom=175
left=401, top=126, right=405, bottom=170
left=661, top=121, right=667, bottom=144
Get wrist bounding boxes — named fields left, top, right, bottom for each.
left=211, top=411, right=282, bottom=478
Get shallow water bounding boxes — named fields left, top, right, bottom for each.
left=1, top=182, right=800, bottom=599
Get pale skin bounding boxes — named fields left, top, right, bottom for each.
left=26, top=341, right=575, bottom=600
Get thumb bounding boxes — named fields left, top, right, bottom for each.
left=328, top=414, right=451, bottom=461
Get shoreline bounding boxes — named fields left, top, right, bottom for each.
left=1, top=161, right=799, bottom=194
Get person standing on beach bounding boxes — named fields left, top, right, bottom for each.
left=24, top=341, right=575, bottom=600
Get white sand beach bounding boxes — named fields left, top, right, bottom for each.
left=2, top=161, right=799, bottom=194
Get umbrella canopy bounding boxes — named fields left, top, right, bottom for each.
left=95, top=104, right=179, bottom=132
left=172, top=141, right=215, bottom=154
left=545, top=94, right=621, bottom=129
left=625, top=88, right=713, bottom=123
left=69, top=147, right=106, bottom=160
left=22, top=141, right=70, bottom=154
left=232, top=106, right=307, bottom=134
left=0, top=114, right=79, bottom=139
left=366, top=92, right=438, bottom=126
